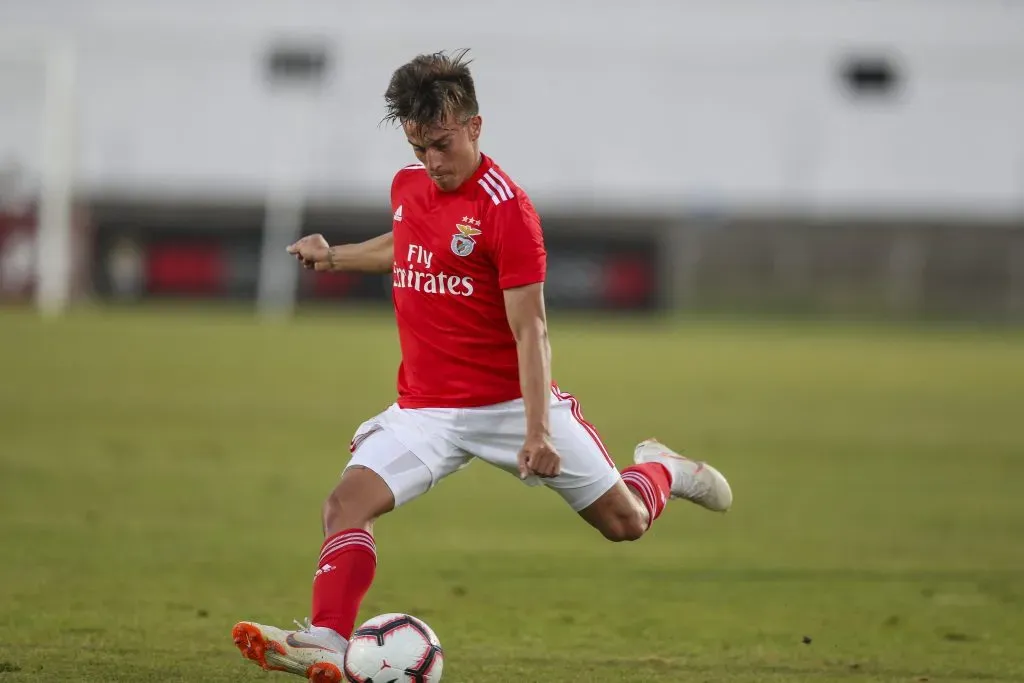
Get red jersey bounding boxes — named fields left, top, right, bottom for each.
left=389, top=154, right=546, bottom=408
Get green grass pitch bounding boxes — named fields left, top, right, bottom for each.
left=1, top=306, right=1023, bottom=682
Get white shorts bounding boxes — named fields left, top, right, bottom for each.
left=344, top=386, right=621, bottom=512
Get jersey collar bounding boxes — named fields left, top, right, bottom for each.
left=454, top=152, right=493, bottom=196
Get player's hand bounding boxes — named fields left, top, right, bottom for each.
left=286, top=233, right=332, bottom=271
left=518, top=434, right=562, bottom=479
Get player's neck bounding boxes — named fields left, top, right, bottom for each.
left=459, top=151, right=483, bottom=188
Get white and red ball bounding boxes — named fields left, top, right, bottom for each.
left=343, top=613, right=444, bottom=683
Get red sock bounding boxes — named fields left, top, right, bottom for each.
left=311, top=528, right=377, bottom=639
left=621, top=463, right=672, bottom=529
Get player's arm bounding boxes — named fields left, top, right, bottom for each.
left=505, top=283, right=558, bottom=476
left=495, top=198, right=558, bottom=477
left=505, top=284, right=551, bottom=437
left=287, top=232, right=394, bottom=273
left=325, top=232, right=394, bottom=273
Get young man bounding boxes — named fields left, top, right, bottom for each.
left=232, top=49, right=733, bottom=683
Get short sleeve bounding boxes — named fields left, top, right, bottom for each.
left=492, top=197, right=547, bottom=290
left=390, top=169, right=404, bottom=213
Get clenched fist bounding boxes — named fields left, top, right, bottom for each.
left=518, top=433, right=562, bottom=479
left=286, top=234, right=332, bottom=271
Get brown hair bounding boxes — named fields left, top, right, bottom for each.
left=383, top=49, right=479, bottom=128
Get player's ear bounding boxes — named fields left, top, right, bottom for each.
left=468, top=115, right=482, bottom=142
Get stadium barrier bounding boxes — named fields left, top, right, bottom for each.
left=86, top=203, right=661, bottom=312
left=3, top=199, right=1019, bottom=322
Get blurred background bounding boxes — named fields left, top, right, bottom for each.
left=2, top=0, right=1022, bottom=320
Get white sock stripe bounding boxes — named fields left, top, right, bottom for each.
left=623, top=482, right=654, bottom=519
left=320, top=536, right=376, bottom=563
left=632, top=484, right=656, bottom=517
left=320, top=540, right=376, bottom=563
left=483, top=173, right=509, bottom=201
left=636, top=473, right=662, bottom=510
left=321, top=534, right=375, bottom=557
left=622, top=473, right=657, bottom=531
left=622, top=473, right=657, bottom=513
left=321, top=534, right=375, bottom=552
left=322, top=529, right=374, bottom=547
left=621, top=473, right=651, bottom=504
left=487, top=168, right=515, bottom=198
left=319, top=541, right=376, bottom=566
left=478, top=178, right=500, bottom=205
left=622, top=472, right=654, bottom=503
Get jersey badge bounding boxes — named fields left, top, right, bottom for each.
left=451, top=218, right=482, bottom=257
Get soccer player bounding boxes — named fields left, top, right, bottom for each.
left=232, top=49, right=733, bottom=683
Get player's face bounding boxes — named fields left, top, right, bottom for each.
left=403, top=115, right=482, bottom=192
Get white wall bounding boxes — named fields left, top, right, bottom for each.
left=1, top=0, right=1022, bottom=216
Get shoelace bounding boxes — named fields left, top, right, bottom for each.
left=291, top=617, right=348, bottom=652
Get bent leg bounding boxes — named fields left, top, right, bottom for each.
left=456, top=389, right=678, bottom=543
left=231, top=429, right=439, bottom=678
left=530, top=388, right=675, bottom=542
left=314, top=428, right=436, bottom=640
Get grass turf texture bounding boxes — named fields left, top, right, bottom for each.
left=1, top=306, right=1023, bottom=682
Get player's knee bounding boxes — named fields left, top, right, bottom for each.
left=599, top=511, right=646, bottom=543
left=322, top=490, right=380, bottom=533
left=580, top=484, right=648, bottom=543
left=321, top=467, right=395, bottom=534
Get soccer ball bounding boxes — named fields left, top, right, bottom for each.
left=343, top=613, right=444, bottom=683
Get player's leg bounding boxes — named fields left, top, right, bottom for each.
left=544, top=388, right=671, bottom=541
left=233, top=409, right=466, bottom=682
left=575, top=446, right=732, bottom=543
left=313, top=415, right=469, bottom=643
left=460, top=386, right=731, bottom=543
left=550, top=384, right=732, bottom=525
left=455, top=392, right=649, bottom=541
left=311, top=460, right=402, bottom=650
left=232, top=429, right=427, bottom=682
left=579, top=439, right=734, bottom=540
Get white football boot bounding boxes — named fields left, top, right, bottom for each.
left=232, top=618, right=347, bottom=683
left=634, top=438, right=733, bottom=512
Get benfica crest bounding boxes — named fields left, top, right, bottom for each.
left=451, top=220, right=482, bottom=257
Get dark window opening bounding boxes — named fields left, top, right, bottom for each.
left=839, top=54, right=902, bottom=99
left=265, top=40, right=332, bottom=87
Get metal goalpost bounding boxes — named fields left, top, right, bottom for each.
left=0, top=28, right=78, bottom=317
